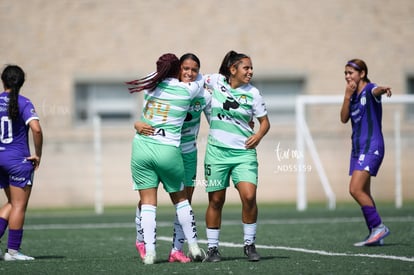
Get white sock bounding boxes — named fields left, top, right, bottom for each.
left=172, top=214, right=185, bottom=251
left=135, top=206, right=144, bottom=242
left=141, top=204, right=157, bottom=253
left=243, top=223, right=257, bottom=245
left=175, top=200, right=198, bottom=245
left=206, top=228, right=220, bottom=248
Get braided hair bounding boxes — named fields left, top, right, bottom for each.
left=127, top=53, right=180, bottom=93
left=1, top=65, right=25, bottom=121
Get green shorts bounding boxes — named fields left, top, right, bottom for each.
left=204, top=144, right=258, bottom=192
left=131, top=136, right=185, bottom=193
left=182, top=150, right=197, bottom=187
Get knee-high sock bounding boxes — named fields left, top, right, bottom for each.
left=141, top=204, right=157, bottom=253
left=0, top=217, right=8, bottom=239
left=175, top=200, right=197, bottom=245
left=361, top=206, right=382, bottom=231
left=135, top=206, right=144, bottom=242
left=243, top=223, right=257, bottom=245
left=172, top=214, right=185, bottom=251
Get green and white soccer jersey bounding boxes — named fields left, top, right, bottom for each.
left=180, top=89, right=211, bottom=154
left=204, top=73, right=267, bottom=149
left=136, top=77, right=204, bottom=147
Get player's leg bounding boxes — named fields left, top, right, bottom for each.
left=4, top=184, right=34, bottom=261
left=139, top=188, right=158, bottom=264
left=350, top=159, right=389, bottom=246
left=160, top=149, right=203, bottom=262
left=232, top=154, right=260, bottom=261
left=134, top=200, right=145, bottom=259
left=168, top=151, right=197, bottom=262
left=0, top=186, right=12, bottom=238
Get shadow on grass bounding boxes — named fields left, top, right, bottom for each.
left=32, top=255, right=66, bottom=260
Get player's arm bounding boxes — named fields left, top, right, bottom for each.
left=134, top=121, right=154, bottom=136
left=372, top=86, right=392, bottom=98
left=202, top=88, right=212, bottom=124
left=245, top=115, right=270, bottom=149
left=340, top=81, right=355, bottom=123
left=27, top=119, right=43, bottom=170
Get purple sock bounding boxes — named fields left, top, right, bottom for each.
left=8, top=229, right=23, bottom=251
left=361, top=206, right=382, bottom=231
left=0, top=217, right=8, bottom=238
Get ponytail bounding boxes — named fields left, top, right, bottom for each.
left=219, top=50, right=249, bottom=82
left=1, top=65, right=25, bottom=120
left=127, top=53, right=180, bottom=93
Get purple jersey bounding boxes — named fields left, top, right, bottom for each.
left=349, top=83, right=384, bottom=157
left=0, top=91, right=39, bottom=158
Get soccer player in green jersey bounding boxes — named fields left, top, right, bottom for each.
left=127, top=53, right=205, bottom=264
left=203, top=51, right=270, bottom=262
left=133, top=53, right=211, bottom=263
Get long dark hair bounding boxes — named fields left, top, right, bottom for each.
left=1, top=65, right=25, bottom=120
left=126, top=53, right=180, bottom=93
left=219, top=50, right=249, bottom=82
left=346, top=58, right=371, bottom=83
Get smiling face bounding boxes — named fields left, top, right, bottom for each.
left=180, top=58, right=200, bottom=83
left=229, top=57, right=253, bottom=88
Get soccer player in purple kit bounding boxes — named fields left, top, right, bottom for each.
left=340, top=59, right=392, bottom=246
left=0, top=65, right=43, bottom=260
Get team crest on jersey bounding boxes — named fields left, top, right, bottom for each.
left=192, top=101, right=201, bottom=112
left=238, top=95, right=247, bottom=104
left=360, top=96, right=366, bottom=106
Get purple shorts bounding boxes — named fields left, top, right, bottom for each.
left=349, top=153, right=384, bottom=177
left=0, top=157, right=34, bottom=189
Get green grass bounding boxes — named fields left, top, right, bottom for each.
left=0, top=202, right=413, bottom=274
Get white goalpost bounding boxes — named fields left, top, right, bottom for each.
left=295, top=94, right=414, bottom=211
left=93, top=115, right=104, bottom=215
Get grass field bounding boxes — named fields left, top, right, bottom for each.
left=0, top=202, right=413, bottom=274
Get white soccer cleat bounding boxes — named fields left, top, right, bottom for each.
left=4, top=251, right=35, bottom=261
left=188, top=243, right=204, bottom=262
left=142, top=251, right=156, bottom=265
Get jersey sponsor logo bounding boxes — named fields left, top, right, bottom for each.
left=217, top=113, right=241, bottom=126
left=220, top=85, right=240, bottom=110
left=223, top=98, right=239, bottom=110
left=154, top=128, right=166, bottom=136
left=11, top=175, right=26, bottom=182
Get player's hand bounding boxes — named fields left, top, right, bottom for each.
left=345, top=81, right=357, bottom=98
left=27, top=155, right=41, bottom=170
left=134, top=121, right=154, bottom=136
left=375, top=86, right=392, bottom=98
left=245, top=134, right=262, bottom=149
